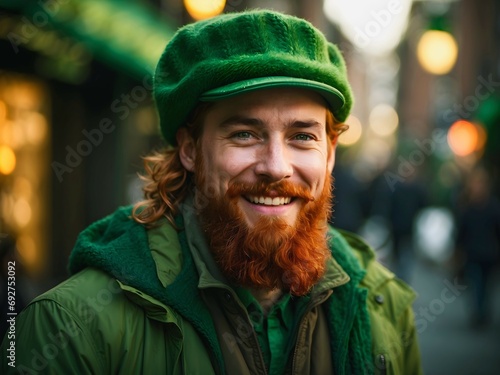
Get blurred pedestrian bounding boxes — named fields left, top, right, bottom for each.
left=330, top=161, right=364, bottom=233
left=455, top=166, right=500, bottom=327
left=388, top=171, right=428, bottom=283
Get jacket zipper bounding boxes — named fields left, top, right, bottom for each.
left=232, top=292, right=269, bottom=375
left=252, top=325, right=268, bottom=375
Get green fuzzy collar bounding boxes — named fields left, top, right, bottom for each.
left=68, top=206, right=373, bottom=375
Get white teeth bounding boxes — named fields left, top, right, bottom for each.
left=248, top=196, right=292, bottom=205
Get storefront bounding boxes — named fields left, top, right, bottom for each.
left=0, top=0, right=175, bottom=287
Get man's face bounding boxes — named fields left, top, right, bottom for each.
left=177, top=88, right=337, bottom=295
left=179, top=87, right=336, bottom=228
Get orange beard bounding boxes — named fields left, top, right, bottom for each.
left=195, top=168, right=333, bottom=296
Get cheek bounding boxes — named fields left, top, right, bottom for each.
left=293, top=151, right=328, bottom=175
left=203, top=147, right=256, bottom=192
left=292, top=152, right=329, bottom=195
left=217, top=149, right=257, bottom=178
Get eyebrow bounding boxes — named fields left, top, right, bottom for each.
left=219, top=115, right=264, bottom=128
left=289, top=120, right=324, bottom=131
left=219, top=115, right=324, bottom=131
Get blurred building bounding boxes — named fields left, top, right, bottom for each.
left=0, top=0, right=179, bottom=288
left=398, top=0, right=500, bottom=206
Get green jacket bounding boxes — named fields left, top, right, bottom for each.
left=1, top=206, right=422, bottom=374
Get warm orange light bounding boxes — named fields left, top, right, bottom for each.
left=25, top=113, right=48, bottom=145
left=0, top=100, right=6, bottom=121
left=13, top=198, right=32, bottom=227
left=0, top=145, right=16, bottom=174
left=184, top=0, right=226, bottom=20
left=447, top=120, right=479, bottom=156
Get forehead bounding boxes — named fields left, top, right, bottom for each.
left=202, top=87, right=328, bottom=126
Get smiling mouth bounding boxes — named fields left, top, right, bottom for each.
left=245, top=195, right=293, bottom=206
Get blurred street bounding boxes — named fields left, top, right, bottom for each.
left=410, top=258, right=500, bottom=375
left=1, top=0, right=500, bottom=374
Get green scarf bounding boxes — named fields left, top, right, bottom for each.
left=69, top=206, right=373, bottom=375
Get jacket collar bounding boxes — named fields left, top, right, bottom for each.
left=336, top=228, right=395, bottom=291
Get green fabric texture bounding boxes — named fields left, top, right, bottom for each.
left=68, top=207, right=225, bottom=374
left=68, top=206, right=373, bottom=374
left=154, top=9, right=354, bottom=145
left=235, top=287, right=295, bottom=375
left=326, top=229, right=374, bottom=374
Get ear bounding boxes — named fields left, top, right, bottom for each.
left=177, top=128, right=196, bottom=172
left=326, top=137, right=337, bottom=174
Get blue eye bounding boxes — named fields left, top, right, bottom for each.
left=293, top=133, right=314, bottom=141
left=233, top=131, right=252, bottom=139
left=237, top=132, right=251, bottom=138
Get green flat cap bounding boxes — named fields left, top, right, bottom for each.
left=154, top=9, right=353, bottom=145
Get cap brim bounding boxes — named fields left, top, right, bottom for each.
left=199, top=76, right=345, bottom=111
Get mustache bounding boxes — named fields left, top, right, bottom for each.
left=225, top=180, right=315, bottom=202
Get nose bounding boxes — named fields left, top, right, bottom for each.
left=254, top=138, right=293, bottom=181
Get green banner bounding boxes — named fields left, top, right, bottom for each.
left=1, top=0, right=177, bottom=78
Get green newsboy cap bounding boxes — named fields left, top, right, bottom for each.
left=154, top=9, right=354, bottom=145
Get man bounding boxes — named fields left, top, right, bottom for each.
left=2, top=10, right=422, bottom=375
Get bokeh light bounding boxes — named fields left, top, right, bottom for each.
left=184, top=0, right=226, bottom=20
left=1, top=75, right=49, bottom=279
left=339, top=115, right=363, bottom=146
left=417, top=30, right=458, bottom=75
left=23, top=113, right=48, bottom=145
left=415, top=207, right=455, bottom=263
left=447, top=120, right=482, bottom=156
left=0, top=145, right=16, bottom=174
left=369, top=104, right=399, bottom=136
left=13, top=198, right=32, bottom=227
left=323, top=0, right=413, bottom=56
